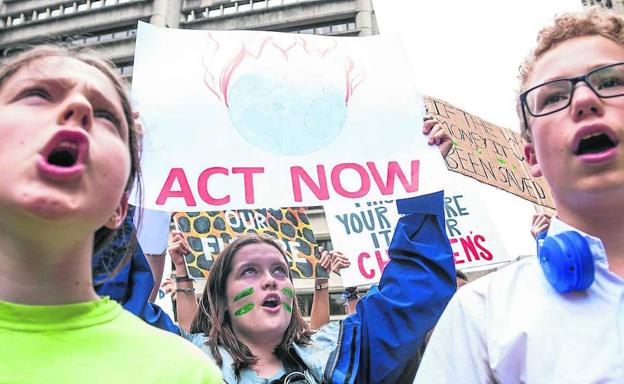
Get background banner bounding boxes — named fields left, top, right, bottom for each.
left=172, top=208, right=326, bottom=279
left=325, top=179, right=509, bottom=287
left=423, top=96, right=555, bottom=208
left=132, top=22, right=448, bottom=211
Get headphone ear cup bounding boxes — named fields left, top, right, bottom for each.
left=538, top=231, right=594, bottom=293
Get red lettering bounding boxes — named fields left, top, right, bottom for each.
left=449, top=238, right=464, bottom=264
left=474, top=234, right=493, bottom=260
left=374, top=249, right=389, bottom=273
left=460, top=235, right=479, bottom=262
left=198, top=167, right=229, bottom=205
left=156, top=168, right=196, bottom=206
left=357, top=251, right=376, bottom=279
left=290, top=165, right=329, bottom=202
left=367, top=160, right=420, bottom=195
left=330, top=163, right=371, bottom=198
left=232, top=167, right=264, bottom=204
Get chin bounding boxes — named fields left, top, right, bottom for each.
left=557, top=182, right=624, bottom=214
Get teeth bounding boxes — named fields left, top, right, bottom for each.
left=582, top=133, right=602, bottom=140
left=263, top=297, right=279, bottom=307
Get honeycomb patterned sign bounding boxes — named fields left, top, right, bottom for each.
left=173, top=207, right=327, bottom=279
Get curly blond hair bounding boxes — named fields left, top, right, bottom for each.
left=517, top=7, right=624, bottom=141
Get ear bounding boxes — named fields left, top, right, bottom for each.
left=104, top=192, right=129, bottom=230
left=524, top=142, right=542, bottom=177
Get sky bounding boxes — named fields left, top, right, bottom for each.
left=373, top=0, right=583, bottom=131
left=373, top=1, right=583, bottom=260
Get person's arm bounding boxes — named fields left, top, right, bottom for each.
left=531, top=213, right=552, bottom=239
left=169, top=230, right=199, bottom=333
left=423, top=114, right=452, bottom=158
left=309, top=277, right=330, bottom=330
left=309, top=249, right=351, bottom=329
left=342, top=287, right=359, bottom=316
left=145, top=252, right=166, bottom=303
left=327, top=193, right=456, bottom=384
left=309, top=247, right=331, bottom=330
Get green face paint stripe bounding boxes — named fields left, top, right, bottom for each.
left=282, top=302, right=292, bottom=313
left=281, top=288, right=294, bottom=299
left=234, top=303, right=255, bottom=317
left=233, top=287, right=254, bottom=302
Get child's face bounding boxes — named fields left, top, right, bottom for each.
left=225, top=242, right=294, bottom=345
left=524, top=35, right=624, bottom=213
left=0, top=56, right=130, bottom=230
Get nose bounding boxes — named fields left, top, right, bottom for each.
left=57, top=93, right=93, bottom=131
left=570, top=82, right=604, bottom=121
left=261, top=272, right=278, bottom=290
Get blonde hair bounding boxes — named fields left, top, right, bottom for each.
left=517, top=7, right=624, bottom=140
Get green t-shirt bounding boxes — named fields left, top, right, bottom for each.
left=0, top=297, right=222, bottom=383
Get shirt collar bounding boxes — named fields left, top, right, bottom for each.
left=548, top=217, right=607, bottom=261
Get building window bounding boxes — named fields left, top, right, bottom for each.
left=297, top=292, right=346, bottom=317
left=283, top=19, right=358, bottom=36
left=1, top=0, right=140, bottom=28
left=67, top=25, right=138, bottom=47
left=317, top=239, right=334, bottom=252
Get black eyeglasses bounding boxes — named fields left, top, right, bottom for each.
left=520, top=61, right=624, bottom=129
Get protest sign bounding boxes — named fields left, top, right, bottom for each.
left=134, top=208, right=171, bottom=255
left=325, top=183, right=509, bottom=287
left=172, top=207, right=326, bottom=279
left=132, top=22, right=447, bottom=211
left=424, top=96, right=555, bottom=208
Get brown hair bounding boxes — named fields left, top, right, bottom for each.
left=191, top=234, right=313, bottom=377
left=0, top=45, right=142, bottom=275
left=517, top=7, right=624, bottom=141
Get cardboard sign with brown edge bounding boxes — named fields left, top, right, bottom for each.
left=424, top=96, right=555, bottom=208
left=172, top=207, right=328, bottom=279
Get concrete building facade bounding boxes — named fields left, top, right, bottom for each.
left=0, top=0, right=376, bottom=74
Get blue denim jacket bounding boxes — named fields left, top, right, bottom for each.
left=184, top=322, right=340, bottom=383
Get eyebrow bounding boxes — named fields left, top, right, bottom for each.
left=13, top=76, right=126, bottom=130
left=234, top=258, right=289, bottom=272
left=539, top=62, right=621, bottom=83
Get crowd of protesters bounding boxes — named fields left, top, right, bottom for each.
left=1, top=6, right=623, bottom=384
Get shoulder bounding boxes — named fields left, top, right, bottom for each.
left=293, top=321, right=340, bottom=381
left=435, top=257, right=551, bottom=336
left=94, top=310, right=221, bottom=383
left=309, top=320, right=341, bottom=345
left=454, top=257, right=544, bottom=307
left=113, top=311, right=222, bottom=381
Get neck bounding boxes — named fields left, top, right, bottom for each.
left=558, top=203, right=624, bottom=277
left=0, top=219, right=99, bottom=305
left=239, top=335, right=283, bottom=378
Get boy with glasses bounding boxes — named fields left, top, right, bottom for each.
left=414, top=8, right=624, bottom=383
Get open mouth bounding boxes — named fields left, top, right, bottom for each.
left=47, top=141, right=79, bottom=167
left=37, top=130, right=89, bottom=180
left=262, top=295, right=281, bottom=308
left=574, top=132, right=617, bottom=155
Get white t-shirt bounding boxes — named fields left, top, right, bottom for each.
left=414, top=218, right=624, bottom=384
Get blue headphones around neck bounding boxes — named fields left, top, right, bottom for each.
left=536, top=231, right=595, bottom=293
